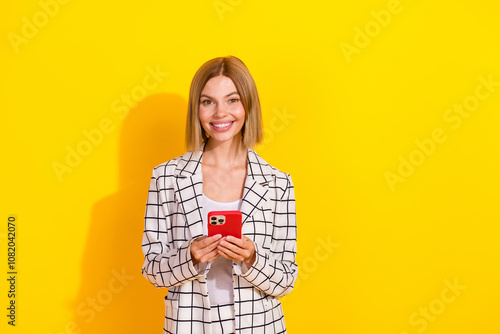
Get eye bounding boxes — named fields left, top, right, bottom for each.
left=201, top=99, right=212, bottom=105
left=228, top=98, right=239, bottom=103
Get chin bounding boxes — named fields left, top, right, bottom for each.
left=209, top=134, right=237, bottom=143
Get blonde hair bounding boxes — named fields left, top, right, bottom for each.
left=185, top=56, right=263, bottom=152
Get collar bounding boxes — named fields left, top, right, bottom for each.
left=172, top=140, right=273, bottom=234
left=173, top=140, right=274, bottom=186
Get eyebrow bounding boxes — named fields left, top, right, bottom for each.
left=200, top=91, right=239, bottom=99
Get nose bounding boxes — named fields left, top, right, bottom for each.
left=214, top=102, right=229, bottom=118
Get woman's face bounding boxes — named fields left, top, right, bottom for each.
left=199, top=75, right=245, bottom=145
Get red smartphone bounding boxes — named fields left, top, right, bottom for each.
left=208, top=210, right=242, bottom=239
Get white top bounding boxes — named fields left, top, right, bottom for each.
left=202, top=194, right=242, bottom=306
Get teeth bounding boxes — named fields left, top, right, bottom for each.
left=213, top=122, right=232, bottom=128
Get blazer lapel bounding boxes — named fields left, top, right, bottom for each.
left=173, top=146, right=205, bottom=239
left=173, top=142, right=274, bottom=239
left=240, top=148, right=273, bottom=225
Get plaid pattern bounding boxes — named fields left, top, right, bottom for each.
left=142, top=141, right=297, bottom=333
left=211, top=303, right=236, bottom=334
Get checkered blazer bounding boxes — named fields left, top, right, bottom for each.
left=141, top=141, right=297, bottom=333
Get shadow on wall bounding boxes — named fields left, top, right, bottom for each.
left=71, top=93, right=187, bottom=333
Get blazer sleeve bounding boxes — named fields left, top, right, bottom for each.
left=235, top=173, right=298, bottom=298
left=141, top=170, right=203, bottom=288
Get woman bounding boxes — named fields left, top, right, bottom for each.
left=141, top=56, right=297, bottom=334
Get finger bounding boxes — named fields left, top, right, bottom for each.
left=203, top=237, right=224, bottom=253
left=234, top=235, right=255, bottom=254
left=193, top=236, right=221, bottom=253
left=217, top=249, right=232, bottom=261
left=199, top=234, right=222, bottom=247
left=225, top=235, right=245, bottom=247
left=204, top=252, right=220, bottom=263
left=196, top=240, right=222, bottom=260
left=217, top=246, right=244, bottom=262
left=193, top=239, right=218, bottom=259
left=220, top=237, right=255, bottom=262
left=192, top=234, right=227, bottom=262
left=219, top=237, right=250, bottom=254
left=218, top=240, right=248, bottom=258
left=199, top=248, right=220, bottom=263
left=218, top=239, right=240, bottom=253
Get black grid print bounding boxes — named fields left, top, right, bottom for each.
left=142, top=141, right=297, bottom=333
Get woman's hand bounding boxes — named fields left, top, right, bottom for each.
left=190, top=235, right=222, bottom=266
left=217, top=235, right=256, bottom=269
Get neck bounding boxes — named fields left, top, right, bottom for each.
left=203, top=136, right=247, bottom=169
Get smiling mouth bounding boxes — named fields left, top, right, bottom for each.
left=211, top=121, right=235, bottom=128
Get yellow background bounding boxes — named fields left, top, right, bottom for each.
left=1, top=0, right=499, bottom=333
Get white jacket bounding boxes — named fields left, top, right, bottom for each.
left=141, top=142, right=298, bottom=333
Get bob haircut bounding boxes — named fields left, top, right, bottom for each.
left=185, top=55, right=263, bottom=152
